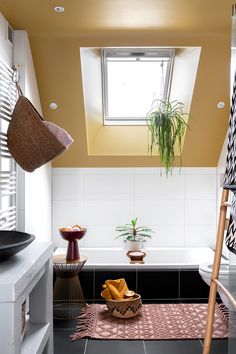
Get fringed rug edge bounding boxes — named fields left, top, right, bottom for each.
left=71, top=304, right=98, bottom=341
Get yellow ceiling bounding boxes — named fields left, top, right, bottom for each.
left=0, top=0, right=232, bottom=35
left=0, top=0, right=233, bottom=167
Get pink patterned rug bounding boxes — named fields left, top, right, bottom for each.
left=72, top=303, right=228, bottom=341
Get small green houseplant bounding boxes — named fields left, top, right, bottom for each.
left=115, top=217, right=154, bottom=251
left=146, top=99, right=190, bottom=175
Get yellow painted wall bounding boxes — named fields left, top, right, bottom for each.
left=30, top=31, right=230, bottom=167
left=0, top=0, right=232, bottom=166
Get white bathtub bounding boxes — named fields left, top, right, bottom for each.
left=55, top=247, right=217, bottom=269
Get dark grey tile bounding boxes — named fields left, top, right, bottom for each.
left=145, top=339, right=202, bottom=354
left=137, top=270, right=179, bottom=300
left=229, top=338, right=236, bottom=354
left=79, top=269, right=94, bottom=300
left=54, top=330, right=86, bottom=354
left=86, top=339, right=145, bottom=354
left=210, top=339, right=228, bottom=354
left=180, top=270, right=213, bottom=300
left=94, top=299, right=106, bottom=304
left=94, top=270, right=136, bottom=300
left=200, top=339, right=228, bottom=354
left=53, top=302, right=85, bottom=323
left=54, top=318, right=78, bottom=330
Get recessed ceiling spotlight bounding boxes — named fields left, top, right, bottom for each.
left=217, top=102, right=225, bottom=109
left=54, top=6, right=64, bottom=13
left=50, top=102, right=58, bottom=110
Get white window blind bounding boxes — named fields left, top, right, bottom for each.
left=0, top=58, right=18, bottom=230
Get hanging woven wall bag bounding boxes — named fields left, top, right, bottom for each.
left=7, top=83, right=73, bottom=172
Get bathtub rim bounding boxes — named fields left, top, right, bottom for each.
left=54, top=246, right=220, bottom=270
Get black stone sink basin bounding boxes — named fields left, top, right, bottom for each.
left=0, top=231, right=35, bottom=261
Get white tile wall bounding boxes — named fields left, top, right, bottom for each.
left=134, top=200, right=185, bottom=225
left=14, top=31, right=52, bottom=242
left=53, top=174, right=83, bottom=201
left=185, top=199, right=216, bottom=225
left=185, top=174, right=217, bottom=200
left=52, top=167, right=218, bottom=249
left=84, top=174, right=134, bottom=200
left=185, top=224, right=217, bottom=247
left=134, top=174, right=185, bottom=200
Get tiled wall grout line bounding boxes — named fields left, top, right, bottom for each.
left=83, top=338, right=88, bottom=354
left=183, top=171, right=186, bottom=247
left=50, top=170, right=53, bottom=239
left=143, top=339, right=147, bottom=354
left=82, top=172, right=85, bottom=203
left=133, top=168, right=135, bottom=217
left=93, top=268, right=95, bottom=301
left=82, top=172, right=85, bottom=246
left=178, top=269, right=181, bottom=299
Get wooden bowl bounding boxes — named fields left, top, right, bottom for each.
left=106, top=294, right=142, bottom=318
left=59, top=228, right=86, bottom=241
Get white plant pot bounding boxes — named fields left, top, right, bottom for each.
left=127, top=240, right=142, bottom=252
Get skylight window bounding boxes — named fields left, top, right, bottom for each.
left=102, top=48, right=175, bottom=125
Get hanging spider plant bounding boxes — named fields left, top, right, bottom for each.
left=146, top=99, right=190, bottom=175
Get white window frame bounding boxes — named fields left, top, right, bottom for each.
left=102, top=47, right=175, bottom=125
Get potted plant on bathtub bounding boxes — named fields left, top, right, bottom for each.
left=115, top=217, right=154, bottom=251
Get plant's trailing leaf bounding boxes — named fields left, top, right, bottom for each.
left=114, top=232, right=133, bottom=239
left=135, top=227, right=155, bottom=232
left=136, top=233, right=152, bottom=238
left=116, top=225, right=132, bottom=231
left=127, top=235, right=134, bottom=241
left=146, top=99, right=190, bottom=176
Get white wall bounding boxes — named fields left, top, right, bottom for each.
left=13, top=31, right=52, bottom=241
left=0, top=13, right=12, bottom=65
left=52, top=167, right=217, bottom=249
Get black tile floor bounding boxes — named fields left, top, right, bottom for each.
left=54, top=320, right=228, bottom=354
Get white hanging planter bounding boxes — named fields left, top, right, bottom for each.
left=127, top=240, right=142, bottom=252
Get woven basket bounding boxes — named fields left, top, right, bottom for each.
left=7, top=95, right=72, bottom=172
left=106, top=294, right=142, bottom=319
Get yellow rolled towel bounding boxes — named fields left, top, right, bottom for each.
left=101, top=288, right=113, bottom=300
left=118, top=278, right=129, bottom=298
left=106, top=283, right=123, bottom=300
left=101, top=278, right=129, bottom=300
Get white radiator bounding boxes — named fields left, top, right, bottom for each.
left=0, top=58, right=18, bottom=230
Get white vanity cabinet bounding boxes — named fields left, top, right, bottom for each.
left=0, top=242, right=54, bottom=354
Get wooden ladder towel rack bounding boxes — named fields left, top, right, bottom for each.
left=202, top=189, right=229, bottom=354
left=203, top=188, right=236, bottom=353
left=203, top=6, right=236, bottom=350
